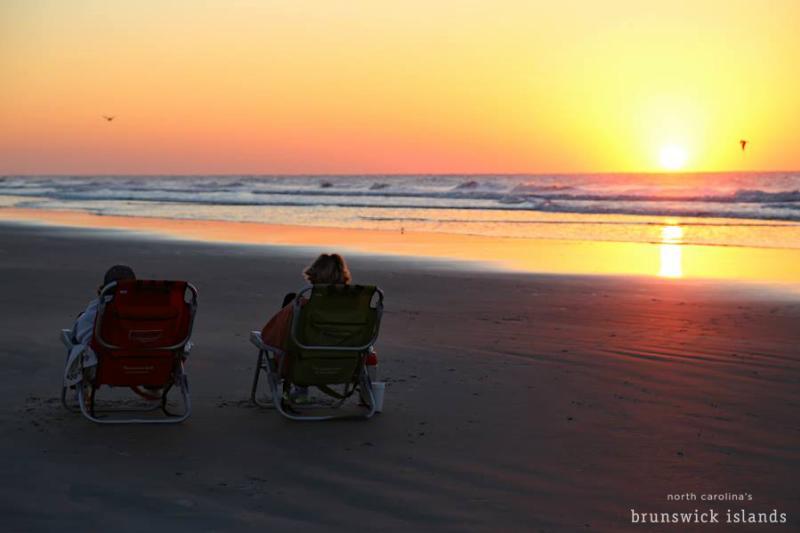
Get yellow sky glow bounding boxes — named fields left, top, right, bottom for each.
left=1, top=0, right=799, bottom=174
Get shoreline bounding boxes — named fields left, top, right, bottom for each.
left=3, top=207, right=800, bottom=287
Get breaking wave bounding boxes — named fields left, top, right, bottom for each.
left=2, top=173, right=800, bottom=222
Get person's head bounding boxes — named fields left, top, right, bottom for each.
left=303, top=253, right=351, bottom=285
left=99, top=264, right=136, bottom=293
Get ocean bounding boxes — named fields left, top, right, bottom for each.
left=2, top=173, right=799, bottom=249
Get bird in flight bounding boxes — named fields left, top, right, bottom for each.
left=102, top=115, right=115, bottom=122
left=740, top=139, right=748, bottom=151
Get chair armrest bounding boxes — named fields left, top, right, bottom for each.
left=182, top=340, right=194, bottom=356
left=60, top=329, right=74, bottom=349
left=250, top=331, right=285, bottom=356
left=250, top=330, right=265, bottom=349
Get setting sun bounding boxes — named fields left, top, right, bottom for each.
left=659, top=145, right=688, bottom=171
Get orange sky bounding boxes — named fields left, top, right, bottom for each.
left=1, top=0, right=798, bottom=174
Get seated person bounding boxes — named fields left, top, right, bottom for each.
left=64, top=265, right=136, bottom=386
left=261, top=253, right=352, bottom=402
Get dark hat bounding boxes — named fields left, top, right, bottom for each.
left=103, top=265, right=136, bottom=286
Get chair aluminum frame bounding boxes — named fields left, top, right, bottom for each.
left=250, top=285, right=384, bottom=421
left=60, top=281, right=198, bottom=425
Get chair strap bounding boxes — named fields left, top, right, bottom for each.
left=316, top=383, right=355, bottom=401
left=130, top=386, right=162, bottom=401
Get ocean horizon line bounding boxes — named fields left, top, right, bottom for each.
left=4, top=169, right=800, bottom=178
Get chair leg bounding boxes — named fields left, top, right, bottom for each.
left=161, top=383, right=174, bottom=415
left=247, top=342, right=377, bottom=421
left=89, top=385, right=96, bottom=418
left=172, top=364, right=192, bottom=422
left=74, top=366, right=191, bottom=424
left=272, top=370, right=376, bottom=422
left=161, top=362, right=191, bottom=422
left=60, top=385, right=81, bottom=413
left=358, top=369, right=377, bottom=420
left=61, top=385, right=70, bottom=410
left=250, top=349, right=263, bottom=404
left=251, top=349, right=276, bottom=409
left=76, top=385, right=96, bottom=422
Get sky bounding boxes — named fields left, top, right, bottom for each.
left=1, top=0, right=799, bottom=174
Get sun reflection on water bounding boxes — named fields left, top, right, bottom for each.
left=658, top=225, right=684, bottom=278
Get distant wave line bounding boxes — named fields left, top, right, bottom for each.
left=356, top=216, right=798, bottom=227
left=2, top=182, right=800, bottom=204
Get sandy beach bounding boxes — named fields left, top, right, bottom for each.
left=0, top=220, right=797, bottom=532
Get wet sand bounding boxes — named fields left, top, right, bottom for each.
left=1, top=222, right=798, bottom=532
left=3, top=207, right=800, bottom=284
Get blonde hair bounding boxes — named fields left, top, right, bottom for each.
left=303, top=253, right=351, bottom=285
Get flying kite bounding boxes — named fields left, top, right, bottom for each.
left=102, top=115, right=115, bottom=122
left=739, top=139, right=747, bottom=151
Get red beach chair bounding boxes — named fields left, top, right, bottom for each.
left=60, top=279, right=198, bottom=424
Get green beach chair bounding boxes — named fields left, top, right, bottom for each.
left=250, top=284, right=384, bottom=421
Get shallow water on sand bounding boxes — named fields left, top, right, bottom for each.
left=2, top=207, right=800, bottom=288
